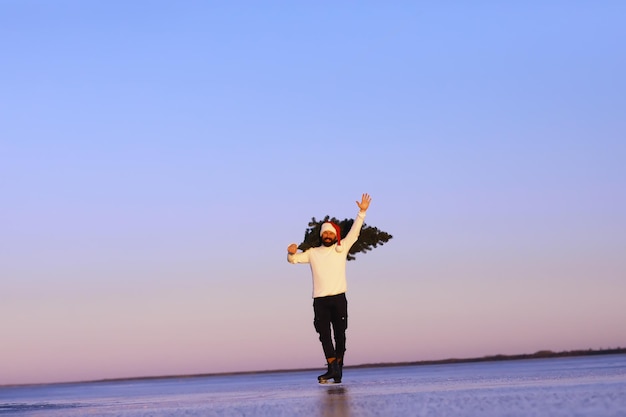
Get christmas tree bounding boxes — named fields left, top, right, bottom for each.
left=298, top=216, right=393, bottom=261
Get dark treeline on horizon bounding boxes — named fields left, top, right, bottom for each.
left=351, top=347, right=626, bottom=369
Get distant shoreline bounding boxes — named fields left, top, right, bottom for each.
left=5, top=347, right=624, bottom=388
left=346, top=347, right=626, bottom=369
left=100, top=347, right=626, bottom=381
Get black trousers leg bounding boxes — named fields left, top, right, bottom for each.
left=313, top=293, right=348, bottom=360
left=332, top=297, right=348, bottom=360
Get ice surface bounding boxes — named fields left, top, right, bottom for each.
left=1, top=355, right=625, bottom=416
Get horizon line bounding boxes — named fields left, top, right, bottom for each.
left=3, top=347, right=624, bottom=389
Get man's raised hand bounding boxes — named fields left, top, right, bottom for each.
left=357, top=193, right=372, bottom=212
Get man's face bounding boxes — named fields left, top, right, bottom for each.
left=321, top=231, right=337, bottom=247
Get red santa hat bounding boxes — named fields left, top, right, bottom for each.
left=320, top=221, right=342, bottom=252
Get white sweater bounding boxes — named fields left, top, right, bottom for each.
left=288, top=211, right=366, bottom=298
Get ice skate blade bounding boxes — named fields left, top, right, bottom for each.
left=318, top=379, right=342, bottom=384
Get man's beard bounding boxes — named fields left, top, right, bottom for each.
left=322, top=237, right=336, bottom=247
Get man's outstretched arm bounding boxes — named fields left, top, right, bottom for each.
left=287, top=243, right=309, bottom=263
left=342, top=193, right=372, bottom=247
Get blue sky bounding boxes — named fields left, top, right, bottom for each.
left=1, top=1, right=625, bottom=385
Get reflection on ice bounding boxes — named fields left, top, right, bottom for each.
left=320, top=385, right=350, bottom=417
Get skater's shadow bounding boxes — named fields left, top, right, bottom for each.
left=318, top=385, right=351, bottom=417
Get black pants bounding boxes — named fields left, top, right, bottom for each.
left=313, top=293, right=348, bottom=360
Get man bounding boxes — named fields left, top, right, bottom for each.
left=287, top=193, right=372, bottom=383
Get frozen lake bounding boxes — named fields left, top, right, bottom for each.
left=1, top=354, right=625, bottom=416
